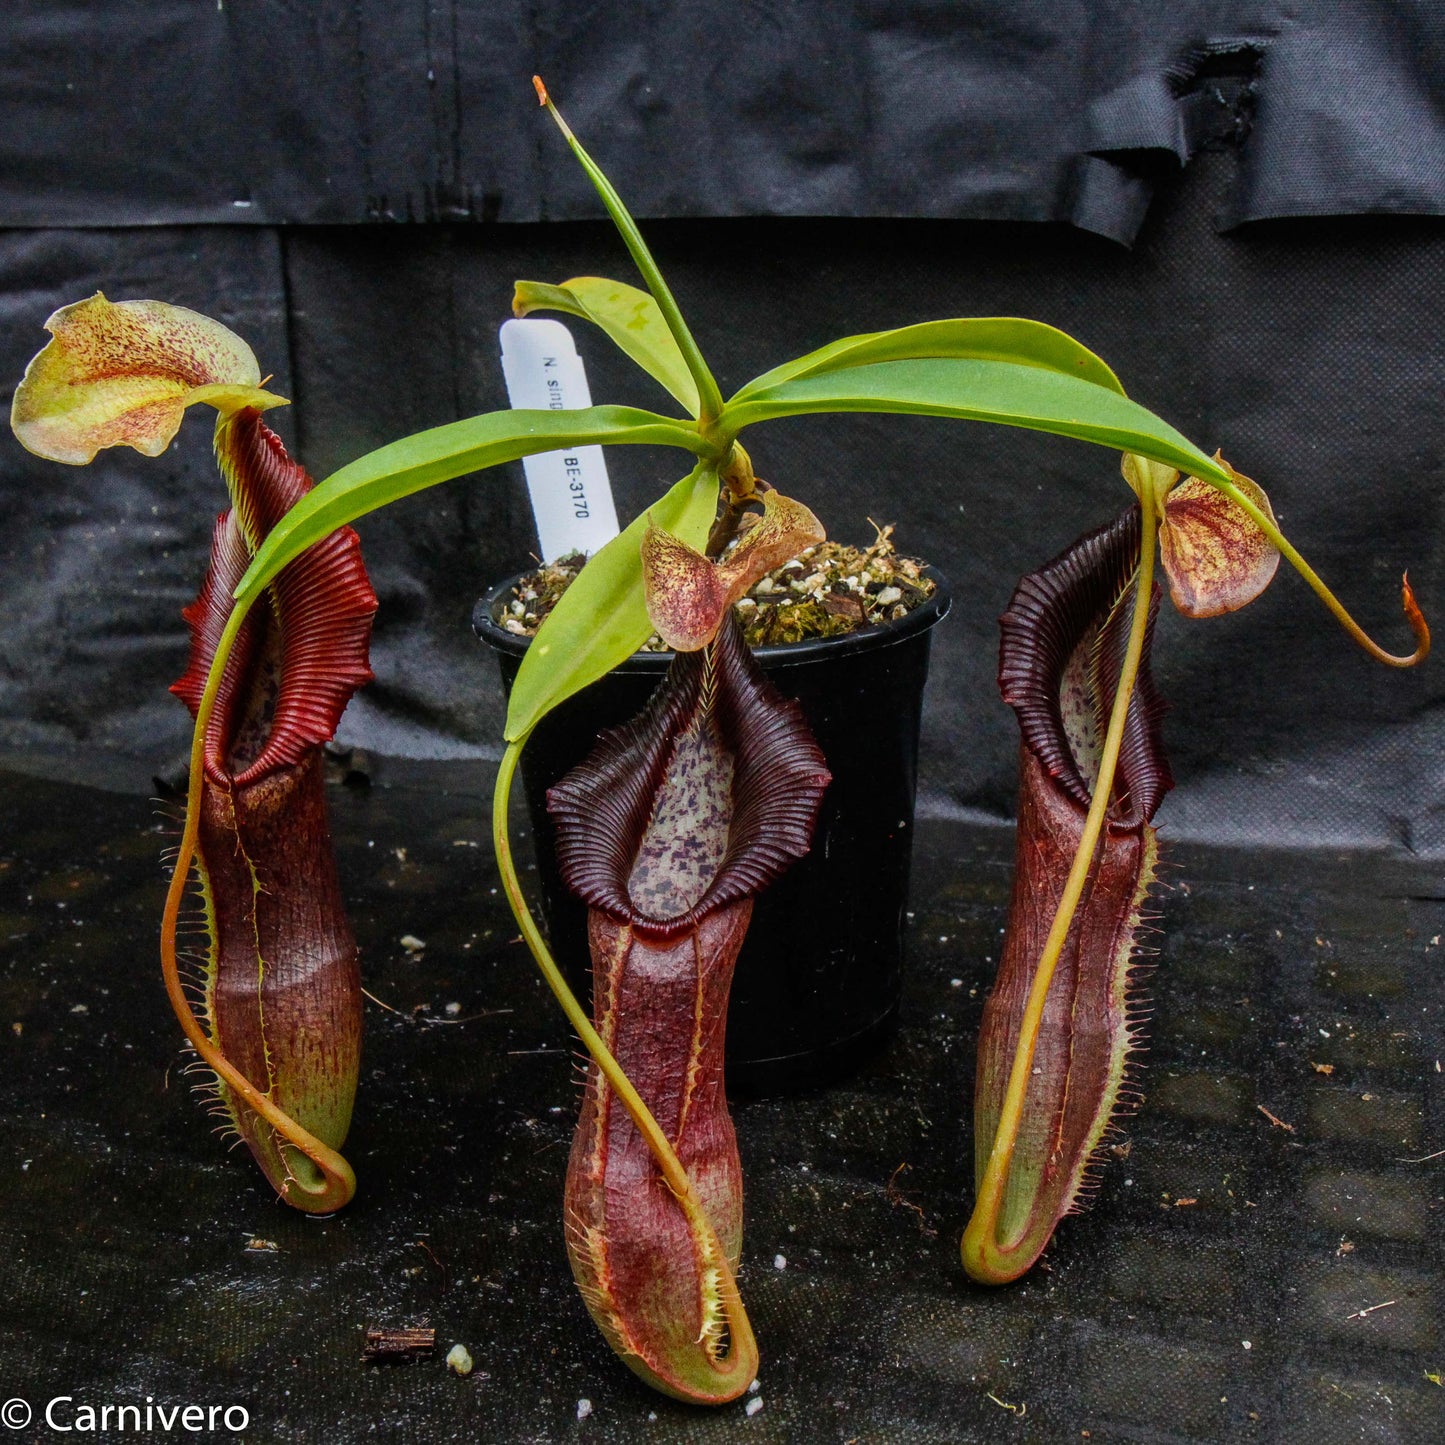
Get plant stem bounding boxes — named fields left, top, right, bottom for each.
left=962, top=502, right=1158, bottom=1280
left=492, top=737, right=757, bottom=1378
left=706, top=449, right=762, bottom=558
left=160, top=598, right=355, bottom=1212
left=533, top=77, right=726, bottom=429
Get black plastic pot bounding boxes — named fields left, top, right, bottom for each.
left=474, top=572, right=950, bottom=1095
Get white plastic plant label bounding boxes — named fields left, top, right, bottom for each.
left=499, top=317, right=620, bottom=562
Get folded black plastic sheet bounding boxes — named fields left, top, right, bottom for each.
left=1, top=3, right=1442, bottom=237
left=1, top=766, right=1441, bottom=1442
left=2, top=146, right=1442, bottom=853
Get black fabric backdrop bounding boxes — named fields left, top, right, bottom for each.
left=1, top=1, right=1443, bottom=857
left=4, top=2, right=1443, bottom=237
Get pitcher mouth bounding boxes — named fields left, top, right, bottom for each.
left=546, top=613, right=830, bottom=942
left=997, top=505, right=1171, bottom=832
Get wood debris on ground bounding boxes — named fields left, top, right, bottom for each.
left=1256, top=1103, right=1296, bottom=1133
left=362, top=1326, right=436, bottom=1363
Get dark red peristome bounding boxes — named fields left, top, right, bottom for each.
left=171, top=408, right=376, bottom=1206
left=996, top=506, right=1170, bottom=827
left=972, top=506, right=1171, bottom=1278
left=548, top=613, right=829, bottom=1399
left=171, top=410, right=376, bottom=787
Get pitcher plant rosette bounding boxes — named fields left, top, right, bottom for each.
left=10, top=80, right=1429, bottom=1402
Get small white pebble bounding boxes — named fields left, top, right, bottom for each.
left=446, top=1344, right=473, bottom=1376
left=748, top=1379, right=761, bottom=1394
left=876, top=585, right=902, bottom=606
left=647, top=1413, right=657, bottom=1422
left=1242, top=1340, right=1252, bottom=1351
left=773, top=1254, right=787, bottom=1270
left=504, top=618, right=527, bottom=635
left=399, top=935, right=426, bottom=953
left=70, top=1003, right=89, bottom=1014
left=745, top=1397, right=764, bottom=1417
left=735, top=596, right=757, bottom=612
left=444, top=1001, right=461, bottom=1017
left=753, top=577, right=776, bottom=595
left=950, top=978, right=963, bottom=988
left=576, top=1399, right=593, bottom=1421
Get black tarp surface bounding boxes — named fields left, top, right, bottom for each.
left=1, top=766, right=1441, bottom=1443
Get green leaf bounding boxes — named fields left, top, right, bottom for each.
left=536, top=87, right=724, bottom=424
left=726, top=358, right=1231, bottom=484
left=505, top=461, right=719, bottom=740
left=232, top=405, right=707, bottom=605
left=733, top=318, right=1124, bottom=401
left=514, top=277, right=701, bottom=417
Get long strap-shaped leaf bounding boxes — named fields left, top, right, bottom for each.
left=514, top=277, right=700, bottom=418
left=725, top=359, right=1232, bottom=486
left=533, top=79, right=724, bottom=427
left=231, top=405, right=706, bottom=607
left=733, top=318, right=1125, bottom=400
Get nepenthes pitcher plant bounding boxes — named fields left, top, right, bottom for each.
left=9, top=81, right=1431, bottom=1405
left=962, top=454, right=1427, bottom=1283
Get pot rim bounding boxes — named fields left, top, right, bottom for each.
left=473, top=565, right=951, bottom=671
